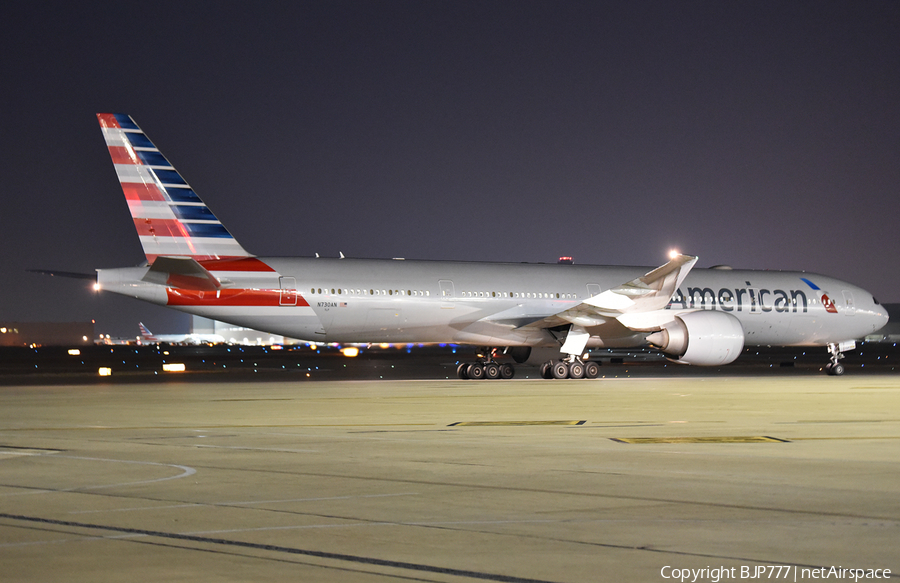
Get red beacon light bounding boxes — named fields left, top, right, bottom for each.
left=557, top=256, right=574, bottom=265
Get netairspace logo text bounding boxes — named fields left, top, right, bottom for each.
left=660, top=565, right=892, bottom=583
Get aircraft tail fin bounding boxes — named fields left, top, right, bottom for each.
left=97, top=113, right=252, bottom=262
left=138, top=323, right=154, bottom=340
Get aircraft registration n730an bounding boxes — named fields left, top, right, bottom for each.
left=92, top=113, right=888, bottom=378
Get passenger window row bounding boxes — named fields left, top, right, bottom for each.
left=308, top=288, right=431, bottom=297
left=461, top=291, right=577, bottom=299
left=305, top=288, right=579, bottom=300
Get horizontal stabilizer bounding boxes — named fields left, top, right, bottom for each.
left=28, top=269, right=96, bottom=280
left=142, top=256, right=221, bottom=291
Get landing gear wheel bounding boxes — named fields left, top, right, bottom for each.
left=824, top=341, right=853, bottom=376
left=540, top=362, right=553, bottom=379
left=467, top=364, right=485, bottom=380
left=584, top=361, right=600, bottom=378
left=551, top=361, right=570, bottom=379
left=484, top=363, right=501, bottom=379
left=568, top=362, right=585, bottom=379
left=456, top=363, right=469, bottom=379
left=499, top=363, right=515, bottom=379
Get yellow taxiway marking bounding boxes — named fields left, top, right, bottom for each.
left=611, top=436, right=789, bottom=444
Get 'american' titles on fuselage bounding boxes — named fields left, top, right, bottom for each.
left=671, top=286, right=809, bottom=313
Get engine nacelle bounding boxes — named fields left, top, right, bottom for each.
left=645, top=311, right=744, bottom=366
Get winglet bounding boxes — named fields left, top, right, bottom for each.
left=515, top=255, right=699, bottom=332
left=585, top=254, right=697, bottom=314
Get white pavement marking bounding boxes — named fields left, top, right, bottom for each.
left=69, top=492, right=420, bottom=514
left=0, top=455, right=196, bottom=496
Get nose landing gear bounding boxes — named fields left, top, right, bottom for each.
left=824, top=340, right=855, bottom=376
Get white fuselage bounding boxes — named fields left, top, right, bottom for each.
left=98, top=257, right=888, bottom=348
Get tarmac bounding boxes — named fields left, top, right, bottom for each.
left=1, top=373, right=898, bottom=582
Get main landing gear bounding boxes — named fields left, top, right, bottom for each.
left=456, top=348, right=515, bottom=380
left=540, top=356, right=601, bottom=380
left=824, top=341, right=855, bottom=376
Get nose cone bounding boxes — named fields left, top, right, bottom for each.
left=875, top=304, right=890, bottom=329
left=864, top=297, right=891, bottom=335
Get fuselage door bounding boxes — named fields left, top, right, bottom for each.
left=586, top=283, right=601, bottom=299
left=279, top=276, right=297, bottom=306
left=842, top=290, right=855, bottom=316
left=439, top=280, right=455, bottom=308
left=439, top=280, right=455, bottom=299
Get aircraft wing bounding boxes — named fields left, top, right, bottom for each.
left=517, top=254, right=698, bottom=331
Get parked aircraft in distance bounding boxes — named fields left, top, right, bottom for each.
left=138, top=323, right=224, bottom=345
left=92, top=114, right=888, bottom=378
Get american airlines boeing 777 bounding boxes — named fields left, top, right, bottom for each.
left=93, top=114, right=888, bottom=378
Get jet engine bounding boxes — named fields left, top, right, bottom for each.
left=645, top=311, right=744, bottom=366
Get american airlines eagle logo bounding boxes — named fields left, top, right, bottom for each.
left=801, top=278, right=838, bottom=314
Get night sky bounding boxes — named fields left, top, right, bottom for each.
left=2, top=1, right=898, bottom=338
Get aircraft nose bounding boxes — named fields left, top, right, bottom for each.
left=877, top=306, right=890, bottom=327
left=869, top=300, right=890, bottom=332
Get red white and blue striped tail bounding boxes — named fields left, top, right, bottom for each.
left=97, top=113, right=252, bottom=262
left=138, top=322, right=156, bottom=341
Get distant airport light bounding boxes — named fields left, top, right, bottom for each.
left=162, top=363, right=186, bottom=372
left=341, top=347, right=360, bottom=357
left=98, top=367, right=112, bottom=376
left=558, top=256, right=574, bottom=264
left=67, top=349, right=81, bottom=356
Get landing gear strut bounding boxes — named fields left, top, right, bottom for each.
left=824, top=341, right=855, bottom=376
left=457, top=347, right=516, bottom=380
left=540, top=355, right=601, bottom=380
